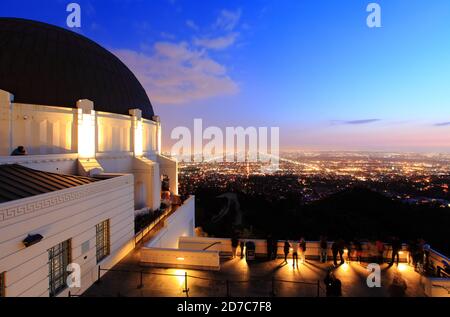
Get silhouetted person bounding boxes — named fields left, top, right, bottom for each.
left=272, top=237, right=279, bottom=260
left=231, top=235, right=239, bottom=259
left=407, top=240, right=416, bottom=266
left=299, top=237, right=306, bottom=263
left=376, top=239, right=385, bottom=264
left=345, top=241, right=353, bottom=262
left=332, top=241, right=339, bottom=266
left=283, top=240, right=291, bottom=263
left=438, top=260, right=450, bottom=277
left=423, top=241, right=431, bottom=272
left=337, top=239, right=345, bottom=265
left=416, top=238, right=425, bottom=272
left=324, top=270, right=342, bottom=297
left=292, top=240, right=299, bottom=268
left=11, top=146, right=27, bottom=156
left=354, top=240, right=363, bottom=263
left=240, top=240, right=245, bottom=259
left=320, top=236, right=328, bottom=263
left=389, top=236, right=401, bottom=267
left=388, top=273, right=407, bottom=297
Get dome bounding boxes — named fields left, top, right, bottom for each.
left=0, top=18, right=154, bottom=119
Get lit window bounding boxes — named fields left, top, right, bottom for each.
left=48, top=240, right=71, bottom=297
left=96, top=219, right=110, bottom=263
left=0, top=272, right=5, bottom=297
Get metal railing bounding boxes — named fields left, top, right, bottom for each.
left=203, top=241, right=222, bottom=251
left=134, top=205, right=176, bottom=245
left=93, top=265, right=323, bottom=297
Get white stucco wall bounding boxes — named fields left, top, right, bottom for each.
left=146, top=196, right=195, bottom=249
left=0, top=174, right=136, bottom=297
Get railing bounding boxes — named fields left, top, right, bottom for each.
left=134, top=205, right=176, bottom=245
left=203, top=241, right=222, bottom=251
left=92, top=266, right=323, bottom=297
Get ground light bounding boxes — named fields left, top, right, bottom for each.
left=174, top=270, right=187, bottom=286
left=398, top=263, right=407, bottom=272
left=341, top=262, right=350, bottom=271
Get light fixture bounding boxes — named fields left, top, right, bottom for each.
left=23, top=234, right=43, bottom=247
left=77, top=102, right=96, bottom=159
left=176, top=257, right=185, bottom=261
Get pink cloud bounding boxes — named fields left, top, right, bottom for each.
left=113, top=42, right=239, bottom=105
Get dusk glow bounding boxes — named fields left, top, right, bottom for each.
left=3, top=0, right=450, bottom=152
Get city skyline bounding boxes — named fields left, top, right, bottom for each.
left=2, top=0, right=450, bottom=152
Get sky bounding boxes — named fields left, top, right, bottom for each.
left=2, top=0, right=450, bottom=152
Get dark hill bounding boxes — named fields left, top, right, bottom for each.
left=196, top=186, right=450, bottom=255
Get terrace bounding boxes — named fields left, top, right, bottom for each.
left=83, top=237, right=450, bottom=297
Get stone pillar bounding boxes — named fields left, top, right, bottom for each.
left=129, top=109, right=143, bottom=157
left=133, top=157, right=161, bottom=211
left=0, top=89, right=14, bottom=156
left=152, top=115, right=161, bottom=155
left=76, top=99, right=96, bottom=159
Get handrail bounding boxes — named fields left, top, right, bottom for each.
left=203, top=241, right=222, bottom=251
left=134, top=206, right=174, bottom=245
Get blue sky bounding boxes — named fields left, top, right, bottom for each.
left=2, top=0, right=450, bottom=152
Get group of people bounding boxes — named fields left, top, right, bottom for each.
left=406, top=238, right=430, bottom=272
left=232, top=234, right=431, bottom=272
left=283, top=238, right=307, bottom=268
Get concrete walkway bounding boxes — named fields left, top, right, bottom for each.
left=83, top=250, right=426, bottom=297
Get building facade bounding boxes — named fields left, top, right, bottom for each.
left=0, top=18, right=192, bottom=297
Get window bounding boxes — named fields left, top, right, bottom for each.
left=96, top=219, right=110, bottom=263
left=48, top=239, right=71, bottom=297
left=0, top=272, right=5, bottom=297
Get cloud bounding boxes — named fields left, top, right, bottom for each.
left=113, top=42, right=239, bottom=105
left=194, top=32, right=238, bottom=50
left=215, top=9, right=242, bottom=31
left=434, top=122, right=450, bottom=127
left=160, top=32, right=176, bottom=40
left=332, top=119, right=381, bottom=125
left=186, top=20, right=199, bottom=31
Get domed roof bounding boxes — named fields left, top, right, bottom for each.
left=0, top=18, right=154, bottom=119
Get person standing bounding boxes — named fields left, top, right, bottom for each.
left=11, top=145, right=27, bottom=155
left=338, top=239, right=345, bottom=265
left=332, top=241, right=339, bottom=267
left=354, top=240, right=363, bottom=263
left=324, top=269, right=342, bottom=297
left=231, top=235, right=239, bottom=259
left=283, top=240, right=291, bottom=263
left=416, top=238, right=425, bottom=272
left=376, top=239, right=385, bottom=264
left=346, top=241, right=353, bottom=263
left=389, top=236, right=401, bottom=267
left=320, top=236, right=328, bottom=263
left=299, top=237, right=307, bottom=263
left=240, top=239, right=245, bottom=259
left=272, top=237, right=279, bottom=260
left=292, top=240, right=299, bottom=268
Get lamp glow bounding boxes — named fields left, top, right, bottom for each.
left=77, top=109, right=96, bottom=159
left=134, top=119, right=143, bottom=157
left=398, top=263, right=407, bottom=272
left=176, top=257, right=185, bottom=261
left=341, top=262, right=350, bottom=271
